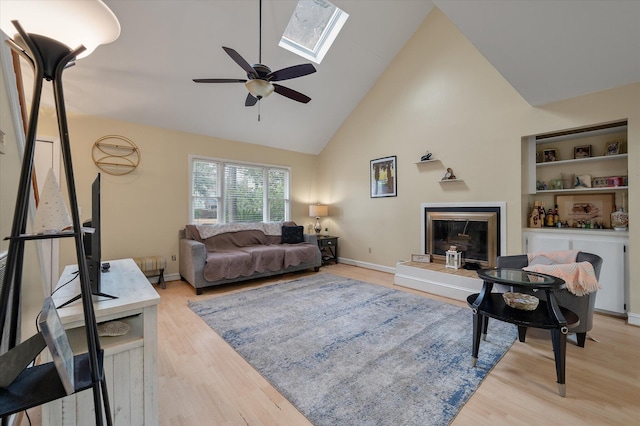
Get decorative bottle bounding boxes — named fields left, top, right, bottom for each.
left=611, top=193, right=629, bottom=231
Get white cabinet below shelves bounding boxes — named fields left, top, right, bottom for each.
left=523, top=229, right=628, bottom=316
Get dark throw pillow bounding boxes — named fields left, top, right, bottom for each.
left=281, top=225, right=304, bottom=244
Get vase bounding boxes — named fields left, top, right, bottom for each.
left=611, top=208, right=629, bottom=231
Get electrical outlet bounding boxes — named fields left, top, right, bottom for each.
left=171, top=255, right=176, bottom=261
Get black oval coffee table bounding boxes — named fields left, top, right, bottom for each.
left=467, top=268, right=579, bottom=397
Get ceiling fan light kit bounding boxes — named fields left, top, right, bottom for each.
left=246, top=79, right=274, bottom=99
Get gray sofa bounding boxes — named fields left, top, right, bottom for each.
left=179, top=222, right=321, bottom=294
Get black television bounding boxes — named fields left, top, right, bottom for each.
left=83, top=174, right=102, bottom=295
left=58, top=174, right=115, bottom=308
left=81, top=174, right=116, bottom=301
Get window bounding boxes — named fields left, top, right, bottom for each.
left=279, top=0, right=349, bottom=64
left=190, top=156, right=290, bottom=224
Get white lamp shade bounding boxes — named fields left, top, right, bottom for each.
left=309, top=204, right=328, bottom=218
left=245, top=79, right=275, bottom=99
left=0, top=0, right=120, bottom=59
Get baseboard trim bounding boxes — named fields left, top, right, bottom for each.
left=627, top=312, right=640, bottom=327
left=336, top=258, right=396, bottom=275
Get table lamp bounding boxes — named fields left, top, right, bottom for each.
left=309, top=204, right=328, bottom=235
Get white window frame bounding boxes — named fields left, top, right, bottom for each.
left=279, top=0, right=349, bottom=64
left=189, top=155, right=290, bottom=224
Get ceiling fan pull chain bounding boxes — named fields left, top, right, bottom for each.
left=258, top=100, right=261, bottom=122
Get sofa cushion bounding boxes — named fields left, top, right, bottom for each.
left=281, top=225, right=304, bottom=244
left=239, top=245, right=285, bottom=273
left=281, top=243, right=319, bottom=268
left=204, top=250, right=253, bottom=282
left=205, top=230, right=268, bottom=252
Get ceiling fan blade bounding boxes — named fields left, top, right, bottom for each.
left=267, top=63, right=316, bottom=82
left=273, top=84, right=311, bottom=104
left=222, top=46, right=258, bottom=78
left=245, top=93, right=258, bottom=107
left=193, top=78, right=247, bottom=83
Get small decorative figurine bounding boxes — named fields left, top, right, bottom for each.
left=420, top=151, right=432, bottom=161
left=442, top=168, right=456, bottom=180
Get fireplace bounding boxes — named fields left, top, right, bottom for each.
left=422, top=203, right=506, bottom=268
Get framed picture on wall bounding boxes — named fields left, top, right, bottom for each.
left=370, top=155, right=397, bottom=198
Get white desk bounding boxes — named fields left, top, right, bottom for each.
left=44, top=258, right=160, bottom=426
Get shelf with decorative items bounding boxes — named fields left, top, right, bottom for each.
left=439, top=167, right=461, bottom=183
left=525, top=120, right=629, bottom=231
left=415, top=151, right=436, bottom=164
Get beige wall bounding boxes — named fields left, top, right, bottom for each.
left=2, top=6, right=638, bottom=331
left=318, top=9, right=638, bottom=314
left=33, top=112, right=319, bottom=273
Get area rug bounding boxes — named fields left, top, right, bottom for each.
left=189, top=274, right=517, bottom=425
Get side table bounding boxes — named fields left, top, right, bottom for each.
left=317, top=236, right=339, bottom=265
left=467, top=268, right=579, bottom=397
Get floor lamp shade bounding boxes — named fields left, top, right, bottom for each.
left=0, top=0, right=121, bottom=59
left=309, top=205, right=328, bottom=234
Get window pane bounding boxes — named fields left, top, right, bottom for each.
left=224, top=164, right=264, bottom=223
left=279, top=0, right=348, bottom=64
left=192, top=159, right=219, bottom=224
left=268, top=169, right=288, bottom=221
left=282, top=0, right=338, bottom=52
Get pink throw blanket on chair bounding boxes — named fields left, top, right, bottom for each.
left=527, top=250, right=579, bottom=265
left=524, top=251, right=600, bottom=296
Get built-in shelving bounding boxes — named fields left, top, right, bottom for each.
left=537, top=186, right=628, bottom=194
left=527, top=121, right=628, bottom=198
left=536, top=153, right=627, bottom=167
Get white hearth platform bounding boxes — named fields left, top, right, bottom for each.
left=394, top=261, right=483, bottom=302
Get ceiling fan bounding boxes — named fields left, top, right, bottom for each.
left=193, top=0, right=316, bottom=108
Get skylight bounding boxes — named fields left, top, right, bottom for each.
left=279, top=0, right=349, bottom=64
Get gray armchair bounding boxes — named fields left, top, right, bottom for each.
left=496, top=252, right=603, bottom=347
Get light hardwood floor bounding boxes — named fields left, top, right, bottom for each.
left=156, top=264, right=640, bottom=425
left=20, top=263, right=640, bottom=425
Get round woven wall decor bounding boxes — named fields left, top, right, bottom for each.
left=92, top=135, right=140, bottom=175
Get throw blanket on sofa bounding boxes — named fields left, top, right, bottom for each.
left=196, top=221, right=284, bottom=239
left=524, top=251, right=600, bottom=296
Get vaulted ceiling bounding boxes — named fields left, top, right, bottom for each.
left=7, top=1, right=640, bottom=154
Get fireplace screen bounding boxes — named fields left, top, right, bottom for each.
left=426, top=212, right=497, bottom=267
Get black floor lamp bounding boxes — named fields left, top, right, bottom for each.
left=0, top=1, right=119, bottom=423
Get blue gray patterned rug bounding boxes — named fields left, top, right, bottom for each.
left=189, top=273, right=516, bottom=425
